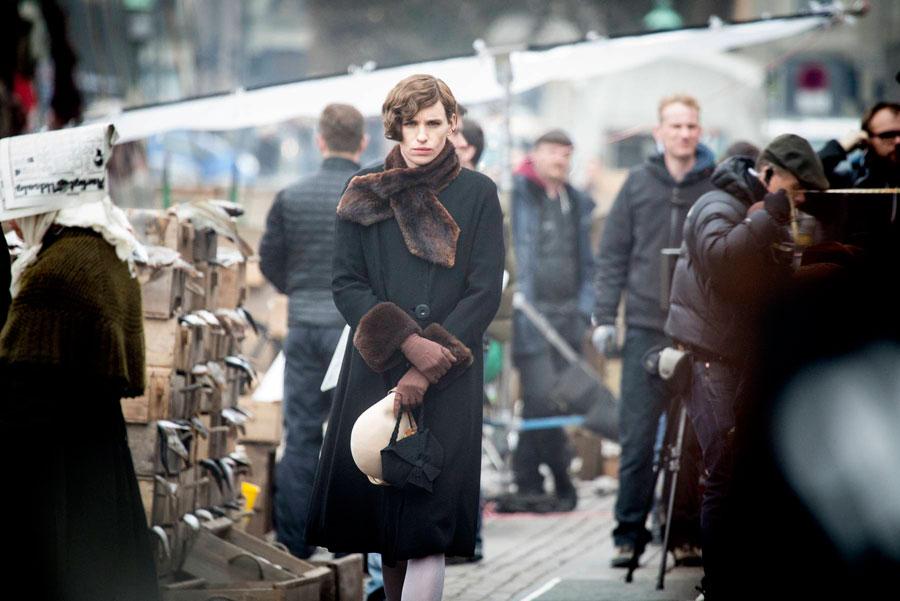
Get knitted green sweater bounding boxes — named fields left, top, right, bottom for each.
left=0, top=228, right=146, bottom=397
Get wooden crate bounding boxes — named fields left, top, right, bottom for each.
left=144, top=317, right=178, bottom=368
left=204, top=318, right=229, bottom=361
left=238, top=396, right=283, bottom=444
left=136, top=470, right=210, bottom=528
left=216, top=260, right=247, bottom=309
left=137, top=475, right=155, bottom=526
left=203, top=518, right=332, bottom=600
left=310, top=555, right=364, bottom=601
left=141, top=264, right=185, bottom=319
left=161, top=528, right=320, bottom=601
left=239, top=442, right=277, bottom=538
left=122, top=367, right=173, bottom=424
left=570, top=427, right=605, bottom=481
left=185, top=262, right=220, bottom=312
left=197, top=412, right=238, bottom=461
left=144, top=317, right=201, bottom=372
left=127, top=420, right=197, bottom=477
left=192, top=228, right=218, bottom=264
left=175, top=221, right=196, bottom=262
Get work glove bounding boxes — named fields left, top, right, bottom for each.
left=401, top=333, right=456, bottom=384
left=591, top=325, right=618, bottom=356
left=394, top=367, right=430, bottom=414
left=763, top=190, right=792, bottom=225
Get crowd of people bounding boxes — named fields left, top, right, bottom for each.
left=259, top=73, right=898, bottom=601
left=2, top=50, right=898, bottom=599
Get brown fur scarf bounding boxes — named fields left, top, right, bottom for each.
left=336, top=141, right=461, bottom=268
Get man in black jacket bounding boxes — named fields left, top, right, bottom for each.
left=259, top=103, right=367, bottom=558
left=665, top=134, right=828, bottom=600
left=818, top=101, right=899, bottom=190
left=816, top=102, right=899, bottom=250
left=593, top=95, right=715, bottom=566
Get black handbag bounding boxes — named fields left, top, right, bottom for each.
left=380, top=404, right=444, bottom=493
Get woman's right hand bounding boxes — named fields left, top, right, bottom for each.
left=393, top=367, right=430, bottom=415
left=400, top=333, right=456, bottom=383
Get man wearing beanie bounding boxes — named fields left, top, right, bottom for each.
left=664, top=134, right=827, bottom=600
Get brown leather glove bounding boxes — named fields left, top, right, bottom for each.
left=394, top=367, right=430, bottom=414
left=400, top=333, right=456, bottom=384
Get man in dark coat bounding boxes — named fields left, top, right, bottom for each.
left=510, top=129, right=594, bottom=511
left=593, top=95, right=715, bottom=566
left=815, top=101, right=899, bottom=249
left=818, top=101, right=900, bottom=190
left=306, top=76, right=504, bottom=587
left=259, top=103, right=367, bottom=558
left=664, top=134, right=829, bottom=600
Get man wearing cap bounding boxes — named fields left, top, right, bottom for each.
left=509, top=129, right=595, bottom=512
left=664, top=134, right=828, bottom=600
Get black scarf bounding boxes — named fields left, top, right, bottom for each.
left=336, top=141, right=461, bottom=268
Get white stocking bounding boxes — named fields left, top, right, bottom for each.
left=401, top=554, right=445, bottom=601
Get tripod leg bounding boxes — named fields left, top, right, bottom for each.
left=656, top=402, right=688, bottom=590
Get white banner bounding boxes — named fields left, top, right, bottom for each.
left=107, top=15, right=832, bottom=143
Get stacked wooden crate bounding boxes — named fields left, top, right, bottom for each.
left=124, top=205, right=364, bottom=600
left=123, top=207, right=255, bottom=541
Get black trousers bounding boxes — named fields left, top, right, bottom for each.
left=512, top=314, right=583, bottom=498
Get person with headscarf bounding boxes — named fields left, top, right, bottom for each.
left=0, top=185, right=158, bottom=600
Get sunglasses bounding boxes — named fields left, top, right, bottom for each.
left=872, top=129, right=900, bottom=141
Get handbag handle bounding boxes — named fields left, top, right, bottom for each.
left=389, top=402, right=421, bottom=445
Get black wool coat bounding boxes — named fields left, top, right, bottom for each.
left=306, top=159, right=505, bottom=562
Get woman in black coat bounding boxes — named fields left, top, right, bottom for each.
left=306, top=74, right=504, bottom=600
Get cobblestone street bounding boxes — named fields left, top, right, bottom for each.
left=444, top=481, right=702, bottom=601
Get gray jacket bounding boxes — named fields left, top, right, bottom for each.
left=664, top=156, right=791, bottom=361
left=594, top=146, right=716, bottom=333
left=259, top=157, right=359, bottom=327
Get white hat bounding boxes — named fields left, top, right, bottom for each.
left=350, top=391, right=417, bottom=486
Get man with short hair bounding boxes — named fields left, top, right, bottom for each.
left=594, top=94, right=715, bottom=566
left=448, top=105, right=485, bottom=171
left=510, top=129, right=595, bottom=511
left=259, top=102, right=368, bottom=558
left=456, top=121, right=485, bottom=170
left=665, top=134, right=829, bottom=600
left=816, top=102, right=899, bottom=250
left=819, top=101, right=900, bottom=189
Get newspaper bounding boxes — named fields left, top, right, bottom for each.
left=0, top=123, right=117, bottom=220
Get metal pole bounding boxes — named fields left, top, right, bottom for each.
left=657, top=400, right=688, bottom=590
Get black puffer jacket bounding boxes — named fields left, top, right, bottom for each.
left=594, top=145, right=716, bottom=332
left=259, top=157, right=359, bottom=327
left=665, top=156, right=791, bottom=362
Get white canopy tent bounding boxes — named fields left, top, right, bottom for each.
left=109, top=13, right=845, bottom=144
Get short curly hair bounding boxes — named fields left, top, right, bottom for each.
left=382, top=74, right=458, bottom=141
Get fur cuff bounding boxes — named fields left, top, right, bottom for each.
left=422, top=323, right=474, bottom=385
left=354, top=302, right=422, bottom=372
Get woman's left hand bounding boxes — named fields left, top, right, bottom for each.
left=394, top=367, right=430, bottom=415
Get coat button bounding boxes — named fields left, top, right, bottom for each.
left=414, top=304, right=430, bottom=319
